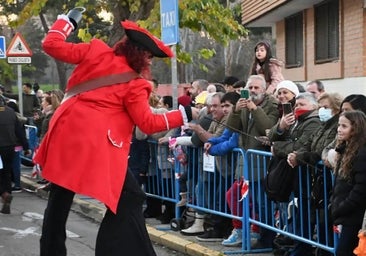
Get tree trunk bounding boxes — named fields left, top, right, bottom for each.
left=55, top=60, right=67, bottom=91
left=107, top=2, right=156, bottom=46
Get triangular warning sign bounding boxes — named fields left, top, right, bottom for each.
left=6, top=32, right=32, bottom=57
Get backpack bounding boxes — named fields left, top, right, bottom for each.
left=311, top=169, right=332, bottom=209
left=264, top=156, right=295, bottom=202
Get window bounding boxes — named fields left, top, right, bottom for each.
left=314, top=0, right=339, bottom=63
left=285, top=12, right=303, bottom=68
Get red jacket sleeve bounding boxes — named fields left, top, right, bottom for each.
left=42, top=19, right=91, bottom=64
left=124, top=79, right=183, bottom=134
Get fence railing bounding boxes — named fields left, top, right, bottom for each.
left=21, top=132, right=337, bottom=254
left=145, top=141, right=337, bottom=255
left=21, top=125, right=38, bottom=165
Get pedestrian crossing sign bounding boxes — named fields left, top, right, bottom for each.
left=0, top=36, right=6, bottom=59
left=6, top=32, right=32, bottom=57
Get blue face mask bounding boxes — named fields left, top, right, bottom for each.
left=318, top=107, right=333, bottom=122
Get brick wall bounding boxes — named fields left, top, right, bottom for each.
left=342, top=0, right=365, bottom=77
left=278, top=0, right=365, bottom=82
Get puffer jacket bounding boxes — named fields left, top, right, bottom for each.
left=256, top=58, right=284, bottom=94
left=296, top=113, right=339, bottom=165
left=269, top=110, right=321, bottom=158
left=330, top=144, right=366, bottom=226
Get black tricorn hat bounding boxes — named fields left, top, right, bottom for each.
left=121, top=20, right=173, bottom=58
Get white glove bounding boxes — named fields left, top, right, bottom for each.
left=178, top=105, right=189, bottom=129
left=327, top=149, right=338, bottom=168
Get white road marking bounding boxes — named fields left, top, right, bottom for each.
left=0, top=227, right=40, bottom=238
left=66, top=230, right=80, bottom=238
left=22, top=212, right=43, bottom=221
left=22, top=212, right=80, bottom=238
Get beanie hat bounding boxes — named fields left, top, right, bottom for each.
left=276, top=80, right=299, bottom=97
left=178, top=95, right=191, bottom=107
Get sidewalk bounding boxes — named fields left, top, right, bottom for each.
left=20, top=168, right=273, bottom=256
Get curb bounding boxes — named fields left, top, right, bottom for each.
left=20, top=176, right=223, bottom=256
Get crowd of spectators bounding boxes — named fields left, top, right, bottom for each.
left=1, top=55, right=366, bottom=256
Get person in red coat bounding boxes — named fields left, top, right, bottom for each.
left=34, top=13, right=195, bottom=256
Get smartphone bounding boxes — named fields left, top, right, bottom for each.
left=240, top=89, right=250, bottom=99
left=282, top=103, right=293, bottom=115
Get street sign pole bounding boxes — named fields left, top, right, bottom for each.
left=160, top=0, right=179, bottom=109
left=17, top=65, right=23, bottom=116
left=171, top=45, right=178, bottom=110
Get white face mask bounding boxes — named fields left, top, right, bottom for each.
left=318, top=107, right=333, bottom=122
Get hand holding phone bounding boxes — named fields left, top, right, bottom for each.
left=240, top=89, right=249, bottom=99
left=282, top=103, right=293, bottom=115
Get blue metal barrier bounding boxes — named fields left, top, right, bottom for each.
left=21, top=125, right=39, bottom=164
left=244, top=149, right=337, bottom=255
left=144, top=143, right=337, bottom=255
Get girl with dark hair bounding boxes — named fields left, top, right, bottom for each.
left=330, top=110, right=366, bottom=256
left=249, top=41, right=284, bottom=94
left=340, top=94, right=366, bottom=114
left=323, top=94, right=366, bottom=168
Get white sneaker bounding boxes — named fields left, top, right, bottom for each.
left=222, top=228, right=242, bottom=247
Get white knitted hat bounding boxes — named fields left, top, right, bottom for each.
left=276, top=80, right=299, bottom=97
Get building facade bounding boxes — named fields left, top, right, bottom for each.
left=242, top=0, right=366, bottom=96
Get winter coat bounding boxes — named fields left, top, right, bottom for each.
left=269, top=110, right=321, bottom=197
left=226, top=94, right=279, bottom=179
left=0, top=106, right=29, bottom=150
left=255, top=58, right=284, bottom=94
left=269, top=110, right=321, bottom=158
left=296, top=114, right=339, bottom=166
left=191, top=109, right=212, bottom=147
left=34, top=20, right=184, bottom=214
left=207, top=128, right=239, bottom=156
left=207, top=128, right=239, bottom=178
left=4, top=93, right=40, bottom=118
left=226, top=94, right=279, bottom=151
left=128, top=132, right=150, bottom=175
left=330, top=144, right=366, bottom=226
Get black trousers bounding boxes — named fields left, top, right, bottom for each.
left=0, top=146, right=15, bottom=195
left=40, top=171, right=156, bottom=256
left=336, top=224, right=360, bottom=256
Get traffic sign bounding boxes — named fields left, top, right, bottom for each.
left=0, top=36, right=6, bottom=59
left=6, top=32, right=32, bottom=57
left=160, top=0, right=179, bottom=45
left=7, top=56, right=31, bottom=64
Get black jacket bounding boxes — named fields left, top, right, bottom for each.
left=330, top=144, right=366, bottom=226
left=4, top=93, right=40, bottom=117
left=0, top=106, right=29, bottom=149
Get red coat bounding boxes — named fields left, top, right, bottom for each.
left=34, top=20, right=183, bottom=213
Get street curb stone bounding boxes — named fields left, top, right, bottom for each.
left=20, top=175, right=222, bottom=256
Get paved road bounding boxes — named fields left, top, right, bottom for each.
left=19, top=166, right=274, bottom=256
left=0, top=191, right=187, bottom=256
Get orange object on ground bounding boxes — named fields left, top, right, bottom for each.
left=354, top=230, right=366, bottom=256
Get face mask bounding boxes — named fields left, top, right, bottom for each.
left=318, top=107, right=333, bottom=122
